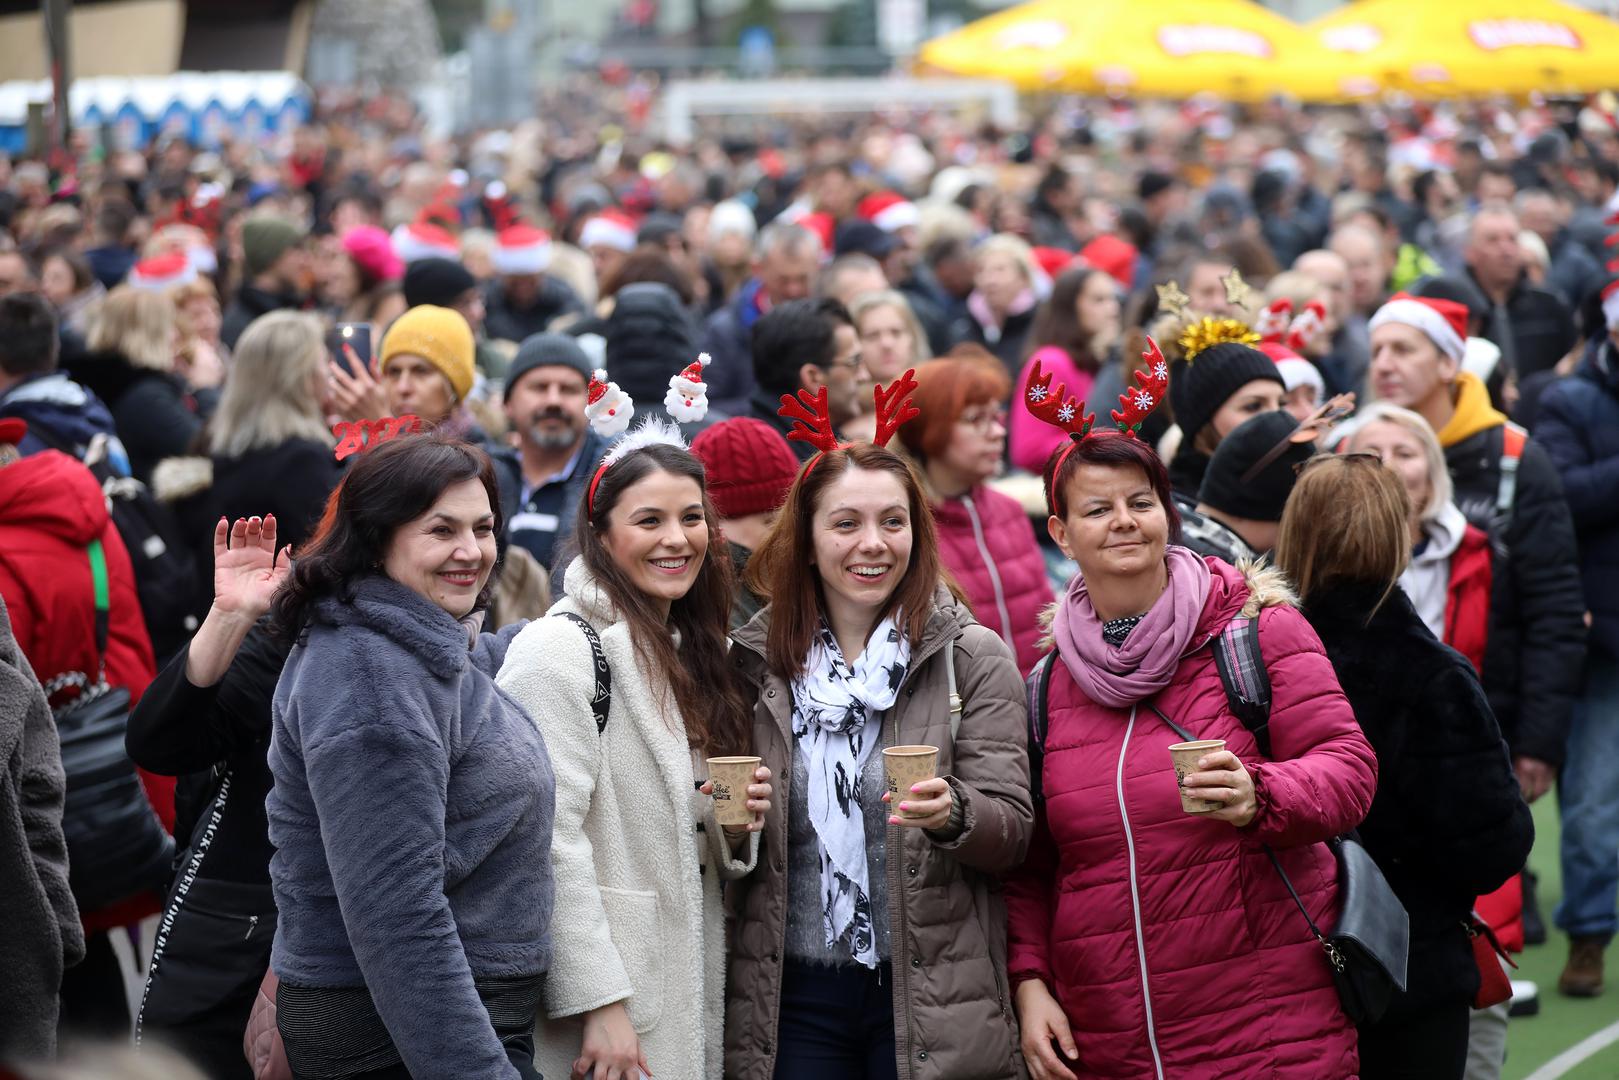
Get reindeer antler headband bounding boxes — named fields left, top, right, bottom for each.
left=777, top=368, right=920, bottom=472
left=1024, top=337, right=1170, bottom=516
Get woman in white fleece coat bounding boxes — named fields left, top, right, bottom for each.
left=498, top=436, right=769, bottom=1080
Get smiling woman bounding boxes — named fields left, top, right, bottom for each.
left=264, top=433, right=556, bottom=1079
left=726, top=441, right=1032, bottom=1080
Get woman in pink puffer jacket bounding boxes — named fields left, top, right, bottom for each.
left=1005, top=426, right=1377, bottom=1080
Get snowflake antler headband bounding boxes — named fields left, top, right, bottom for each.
left=777, top=368, right=920, bottom=472
left=1024, top=337, right=1169, bottom=515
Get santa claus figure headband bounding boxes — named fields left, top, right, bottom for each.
left=1024, top=337, right=1170, bottom=515
left=777, top=368, right=920, bottom=472
left=584, top=354, right=716, bottom=513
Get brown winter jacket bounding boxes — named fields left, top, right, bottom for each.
left=725, top=588, right=1033, bottom=1080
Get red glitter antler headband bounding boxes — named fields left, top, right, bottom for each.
left=1025, top=337, right=1169, bottom=514
left=331, top=415, right=422, bottom=461
left=778, top=368, right=919, bottom=472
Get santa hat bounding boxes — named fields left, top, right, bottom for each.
left=127, top=251, right=197, bottom=291
left=1032, top=246, right=1078, bottom=283
left=1369, top=293, right=1468, bottom=362
left=584, top=368, right=635, bottom=439
left=858, top=191, right=919, bottom=233
left=1257, top=341, right=1326, bottom=401
left=391, top=221, right=460, bottom=264
left=493, top=224, right=553, bottom=276
left=1603, top=279, right=1619, bottom=333
left=790, top=210, right=835, bottom=255
left=664, top=353, right=712, bottom=423
left=1078, top=235, right=1138, bottom=289
left=580, top=210, right=637, bottom=253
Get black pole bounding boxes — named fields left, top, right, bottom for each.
left=42, top=0, right=71, bottom=156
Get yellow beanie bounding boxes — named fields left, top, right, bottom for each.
left=378, top=305, right=475, bottom=403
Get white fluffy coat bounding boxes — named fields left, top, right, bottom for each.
left=497, top=559, right=757, bottom=1079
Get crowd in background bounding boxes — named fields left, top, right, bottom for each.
left=0, top=82, right=1617, bottom=1080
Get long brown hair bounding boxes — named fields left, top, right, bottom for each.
left=1274, top=454, right=1411, bottom=620
left=576, top=442, right=750, bottom=754
left=1024, top=266, right=1112, bottom=372
left=747, top=443, right=957, bottom=681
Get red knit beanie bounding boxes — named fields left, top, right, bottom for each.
left=690, top=418, right=800, bottom=519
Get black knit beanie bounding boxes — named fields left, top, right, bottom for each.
left=1197, top=410, right=1313, bottom=522
left=1169, top=341, right=1285, bottom=447
left=606, top=282, right=699, bottom=403
left=403, top=257, right=477, bottom=309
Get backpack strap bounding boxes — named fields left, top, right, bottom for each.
left=1024, top=649, right=1057, bottom=805
left=87, top=537, right=110, bottom=669
left=1213, top=615, right=1272, bottom=759
left=555, top=612, right=611, bottom=735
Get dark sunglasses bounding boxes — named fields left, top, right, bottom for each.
left=1292, top=450, right=1384, bottom=477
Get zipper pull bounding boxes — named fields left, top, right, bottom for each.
left=245, top=914, right=259, bottom=941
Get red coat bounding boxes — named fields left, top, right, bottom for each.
left=1005, top=558, right=1378, bottom=1079
left=0, top=450, right=170, bottom=931
left=933, top=485, right=1053, bottom=675
left=1439, top=525, right=1524, bottom=950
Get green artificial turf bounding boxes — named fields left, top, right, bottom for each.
left=1503, top=794, right=1619, bottom=1080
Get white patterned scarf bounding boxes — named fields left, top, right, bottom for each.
left=790, top=616, right=910, bottom=969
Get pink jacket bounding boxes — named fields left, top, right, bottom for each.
left=933, top=486, right=1052, bottom=675
left=1010, top=346, right=1094, bottom=474
left=1005, top=558, right=1377, bottom=1079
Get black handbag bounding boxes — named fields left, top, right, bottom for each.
left=48, top=537, right=175, bottom=911
left=1149, top=701, right=1409, bottom=1026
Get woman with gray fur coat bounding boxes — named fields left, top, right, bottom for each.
left=0, top=592, right=83, bottom=1062
left=498, top=428, right=772, bottom=1080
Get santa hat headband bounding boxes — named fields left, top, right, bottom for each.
left=1603, top=279, right=1619, bottom=333
left=128, top=251, right=197, bottom=291
left=586, top=354, right=717, bottom=513
left=579, top=211, right=637, bottom=253
left=1369, top=293, right=1468, bottom=362
left=858, top=191, right=919, bottom=233
left=493, top=224, right=553, bottom=275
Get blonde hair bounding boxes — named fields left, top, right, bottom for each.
left=849, top=290, right=930, bottom=372
left=210, top=312, right=333, bottom=457
left=170, top=278, right=220, bottom=313
left=1274, top=455, right=1412, bottom=613
left=87, top=286, right=176, bottom=372
left=975, top=233, right=1036, bottom=286
left=1341, top=402, right=1453, bottom=524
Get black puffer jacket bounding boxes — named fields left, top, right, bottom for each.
left=1444, top=424, right=1587, bottom=767
left=1302, top=582, right=1533, bottom=1020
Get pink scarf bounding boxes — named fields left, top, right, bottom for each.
left=1052, top=545, right=1212, bottom=709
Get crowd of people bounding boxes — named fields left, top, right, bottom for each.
left=0, top=84, right=1617, bottom=1080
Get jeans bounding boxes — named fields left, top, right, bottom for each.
left=1555, top=652, right=1619, bottom=942
left=773, top=959, right=898, bottom=1080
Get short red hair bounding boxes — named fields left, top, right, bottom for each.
left=896, top=356, right=1010, bottom=463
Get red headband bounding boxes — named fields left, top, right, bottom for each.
left=778, top=369, right=920, bottom=474
left=1028, top=337, right=1169, bottom=516
left=332, top=415, right=422, bottom=461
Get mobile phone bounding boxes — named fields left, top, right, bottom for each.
left=328, top=322, right=373, bottom=376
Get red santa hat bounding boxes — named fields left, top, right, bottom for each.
left=858, top=191, right=919, bottom=233
left=1079, top=235, right=1139, bottom=289
left=493, top=223, right=553, bottom=276
left=1368, top=292, right=1468, bottom=362
left=391, top=221, right=461, bottom=264
left=579, top=210, right=637, bottom=253
left=127, top=251, right=197, bottom=292
left=1603, top=279, right=1619, bottom=332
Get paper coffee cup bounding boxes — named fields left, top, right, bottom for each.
left=706, top=756, right=761, bottom=827
left=1168, top=740, right=1226, bottom=814
left=882, top=745, right=940, bottom=819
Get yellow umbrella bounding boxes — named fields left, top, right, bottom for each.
left=916, top=0, right=1343, bottom=101
left=1307, top=0, right=1619, bottom=99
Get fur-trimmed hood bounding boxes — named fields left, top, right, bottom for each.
left=151, top=455, right=213, bottom=503
left=1037, top=550, right=1295, bottom=649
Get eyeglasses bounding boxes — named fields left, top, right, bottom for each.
left=1292, top=451, right=1384, bottom=477
left=958, top=407, right=1008, bottom=433
left=828, top=351, right=865, bottom=373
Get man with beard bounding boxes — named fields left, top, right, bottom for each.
left=493, top=334, right=607, bottom=578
